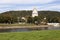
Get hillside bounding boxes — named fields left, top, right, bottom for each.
left=0, top=11, right=60, bottom=17
left=0, top=10, right=60, bottom=23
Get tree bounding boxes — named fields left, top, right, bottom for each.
left=27, top=16, right=33, bottom=23
left=33, top=16, right=40, bottom=25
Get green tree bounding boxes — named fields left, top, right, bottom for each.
left=27, top=16, right=33, bottom=23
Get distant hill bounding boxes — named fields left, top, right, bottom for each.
left=0, top=10, right=60, bottom=23
left=0, top=10, right=60, bottom=18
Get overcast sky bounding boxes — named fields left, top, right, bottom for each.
left=0, top=0, right=60, bottom=13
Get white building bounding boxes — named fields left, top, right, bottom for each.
left=47, top=23, right=60, bottom=27
left=32, top=8, right=38, bottom=17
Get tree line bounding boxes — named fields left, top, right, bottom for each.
left=0, top=10, right=60, bottom=24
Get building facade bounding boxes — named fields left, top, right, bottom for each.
left=32, top=8, right=38, bottom=17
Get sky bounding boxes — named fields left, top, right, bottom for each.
left=0, top=0, right=60, bottom=13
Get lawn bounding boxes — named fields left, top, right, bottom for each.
left=0, top=30, right=60, bottom=40
left=0, top=23, right=35, bottom=26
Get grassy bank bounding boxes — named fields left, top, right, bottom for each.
left=0, top=23, right=35, bottom=26
left=0, top=30, right=60, bottom=40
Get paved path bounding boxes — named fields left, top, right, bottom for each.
left=0, top=25, right=52, bottom=29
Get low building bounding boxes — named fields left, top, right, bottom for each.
left=47, top=23, right=60, bottom=27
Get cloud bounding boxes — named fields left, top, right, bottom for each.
left=0, top=0, right=60, bottom=13
left=0, top=4, right=60, bottom=13
left=0, top=0, right=56, bottom=4
left=39, top=4, right=60, bottom=11
left=14, top=4, right=60, bottom=11
left=0, top=5, right=12, bottom=8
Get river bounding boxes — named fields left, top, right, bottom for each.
left=0, top=26, right=60, bottom=32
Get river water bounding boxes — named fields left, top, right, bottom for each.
left=0, top=26, right=60, bottom=32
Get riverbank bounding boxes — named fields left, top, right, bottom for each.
left=0, top=23, right=52, bottom=29
left=0, top=25, right=51, bottom=29
left=0, top=25, right=49, bottom=32
left=0, top=30, right=60, bottom=40
left=0, top=23, right=60, bottom=32
left=0, top=23, right=35, bottom=26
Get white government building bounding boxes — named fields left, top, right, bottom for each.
left=32, top=8, right=38, bottom=17
left=19, top=8, right=60, bottom=27
left=32, top=8, right=60, bottom=27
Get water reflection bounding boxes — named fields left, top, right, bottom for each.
left=0, top=27, right=48, bottom=32
left=48, top=27, right=60, bottom=30
left=0, top=27, right=60, bottom=32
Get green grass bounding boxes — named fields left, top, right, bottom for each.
left=0, top=23, right=35, bottom=26
left=0, top=30, right=60, bottom=40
